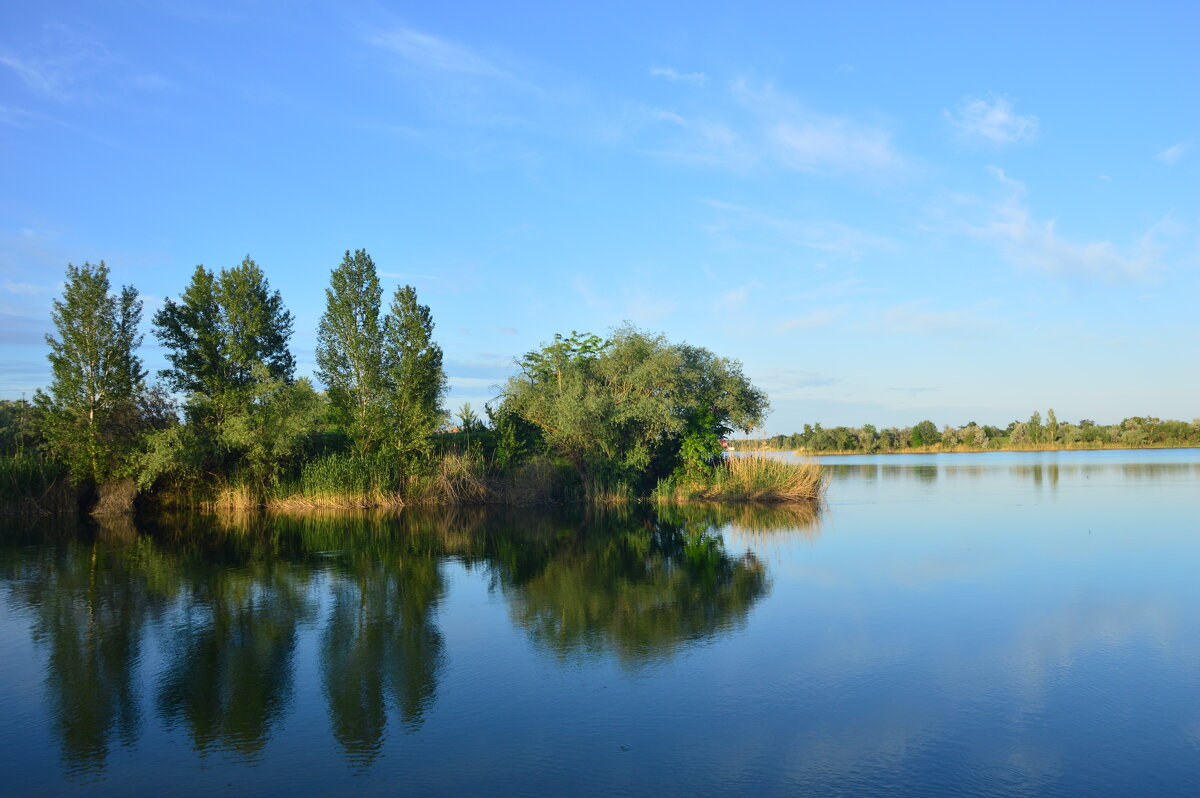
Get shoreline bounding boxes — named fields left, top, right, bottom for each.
left=732, top=443, right=1200, bottom=457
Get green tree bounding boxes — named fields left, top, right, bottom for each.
left=911, top=419, right=938, bottom=447
left=315, top=250, right=387, bottom=453
left=382, top=285, right=446, bottom=461
left=1028, top=410, right=1043, bottom=444
left=217, top=366, right=323, bottom=489
left=153, top=257, right=295, bottom=417
left=150, top=258, right=295, bottom=482
left=1046, top=408, right=1058, bottom=443
left=502, top=325, right=767, bottom=489
left=35, top=262, right=147, bottom=484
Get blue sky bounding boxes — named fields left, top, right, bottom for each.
left=2, top=1, right=1196, bottom=433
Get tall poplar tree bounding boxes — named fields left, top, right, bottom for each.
left=316, top=250, right=387, bottom=453
left=153, top=257, right=294, bottom=420
left=383, top=285, right=446, bottom=458
left=35, top=262, right=147, bottom=483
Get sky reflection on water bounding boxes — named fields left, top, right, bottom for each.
left=1, top=449, right=1198, bottom=796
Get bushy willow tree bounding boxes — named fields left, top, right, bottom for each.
left=501, top=325, right=767, bottom=489
left=35, top=262, right=148, bottom=484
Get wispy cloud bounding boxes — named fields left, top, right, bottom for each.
left=930, top=168, right=1172, bottom=281
left=752, top=367, right=837, bottom=399
left=769, top=117, right=902, bottom=175
left=775, top=307, right=846, bottom=332
left=1155, top=140, right=1189, bottom=164
left=880, top=299, right=996, bottom=337
left=0, top=25, right=173, bottom=104
left=649, top=66, right=707, bottom=85
left=643, top=80, right=908, bottom=179
left=704, top=199, right=896, bottom=259
left=368, top=28, right=509, bottom=79
left=945, top=96, right=1038, bottom=145
left=2, top=280, right=45, bottom=297
left=736, top=80, right=906, bottom=177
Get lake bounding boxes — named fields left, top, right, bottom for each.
left=2, top=448, right=1198, bottom=796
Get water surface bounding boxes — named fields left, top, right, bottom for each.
left=2, top=449, right=1198, bottom=796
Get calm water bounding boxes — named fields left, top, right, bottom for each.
left=2, top=449, right=1198, bottom=796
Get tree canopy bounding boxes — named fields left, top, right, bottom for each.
left=34, top=262, right=147, bottom=483
left=501, top=325, right=767, bottom=488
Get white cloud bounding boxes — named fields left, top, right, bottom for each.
left=367, top=28, right=507, bottom=78
left=2, top=281, right=44, bottom=297
left=945, top=96, right=1038, bottom=145
left=736, top=81, right=906, bottom=177
left=933, top=168, right=1172, bottom=281
left=649, top=66, right=707, bottom=85
left=0, top=26, right=168, bottom=104
left=769, top=117, right=903, bottom=175
left=645, top=80, right=907, bottom=179
left=1155, top=140, right=1189, bottom=164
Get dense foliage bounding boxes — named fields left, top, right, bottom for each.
left=4, top=253, right=790, bottom=512
left=732, top=409, right=1200, bottom=453
left=33, top=262, right=159, bottom=484
left=500, top=326, right=767, bottom=491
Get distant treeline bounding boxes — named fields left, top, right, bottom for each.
left=729, top=410, right=1200, bottom=453
left=2, top=252, right=819, bottom=514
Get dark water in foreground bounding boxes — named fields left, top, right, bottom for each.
left=2, top=449, right=1198, bottom=796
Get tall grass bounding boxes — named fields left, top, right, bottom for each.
left=656, top=454, right=826, bottom=503
left=291, top=452, right=407, bottom=508
left=0, top=454, right=77, bottom=514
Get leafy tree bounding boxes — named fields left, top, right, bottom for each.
left=911, top=419, right=938, bottom=447
left=382, top=285, right=447, bottom=461
left=316, top=250, right=387, bottom=453
left=1028, top=411, right=1043, bottom=444
left=858, top=424, right=878, bottom=452
left=153, top=257, right=295, bottom=418
left=502, top=325, right=767, bottom=488
left=941, top=424, right=959, bottom=447
left=1046, top=408, right=1058, bottom=443
left=150, top=258, right=295, bottom=483
left=34, top=262, right=147, bottom=483
left=218, top=366, right=323, bottom=489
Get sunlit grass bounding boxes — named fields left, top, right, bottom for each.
left=656, top=454, right=826, bottom=503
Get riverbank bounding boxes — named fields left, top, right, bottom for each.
left=3, top=452, right=827, bottom=515
left=733, top=443, right=1200, bottom=457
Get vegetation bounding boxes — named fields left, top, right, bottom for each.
left=731, top=410, right=1200, bottom=454
left=3, top=252, right=818, bottom=513
left=655, top=454, right=826, bottom=503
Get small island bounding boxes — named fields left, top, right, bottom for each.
left=1, top=254, right=823, bottom=516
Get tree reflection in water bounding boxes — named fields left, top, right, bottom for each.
left=0, top=501, right=818, bottom=774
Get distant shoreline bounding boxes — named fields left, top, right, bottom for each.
left=731, top=444, right=1200, bottom=457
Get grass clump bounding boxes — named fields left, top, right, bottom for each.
left=0, top=454, right=77, bottom=515
left=656, top=454, right=826, bottom=503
